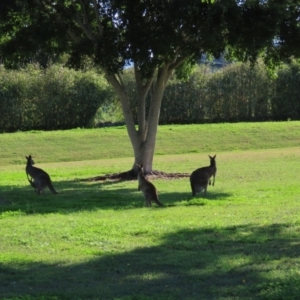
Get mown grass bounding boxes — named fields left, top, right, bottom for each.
left=0, top=122, right=300, bottom=300
left=0, top=121, right=300, bottom=165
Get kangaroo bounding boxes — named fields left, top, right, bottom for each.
left=28, top=176, right=38, bottom=193
left=190, top=171, right=209, bottom=196
left=25, top=155, right=58, bottom=194
left=190, top=155, right=217, bottom=196
left=137, top=164, right=163, bottom=207
left=27, top=173, right=46, bottom=194
left=29, top=174, right=49, bottom=194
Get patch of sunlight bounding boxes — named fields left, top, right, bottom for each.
left=127, top=272, right=168, bottom=281
left=0, top=210, right=25, bottom=219
left=215, top=255, right=253, bottom=271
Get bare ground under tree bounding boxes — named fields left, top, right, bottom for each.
left=80, top=169, right=190, bottom=182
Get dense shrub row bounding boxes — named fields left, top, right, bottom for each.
left=272, top=63, right=300, bottom=120
left=1, top=60, right=300, bottom=132
left=0, top=64, right=114, bottom=132
left=126, top=60, right=300, bottom=124
left=160, top=63, right=274, bottom=123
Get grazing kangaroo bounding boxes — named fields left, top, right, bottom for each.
left=190, top=155, right=217, bottom=196
left=137, top=164, right=163, bottom=207
left=25, top=155, right=58, bottom=194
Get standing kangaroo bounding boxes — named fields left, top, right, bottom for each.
left=28, top=176, right=38, bottom=193
left=29, top=174, right=51, bottom=195
left=137, top=164, right=163, bottom=207
left=25, top=155, right=58, bottom=194
left=190, top=155, right=217, bottom=196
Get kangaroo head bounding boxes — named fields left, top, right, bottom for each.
left=26, top=155, right=35, bottom=166
left=136, top=163, right=144, bottom=174
left=208, top=154, right=216, bottom=165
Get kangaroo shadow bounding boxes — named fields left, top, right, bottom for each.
left=0, top=179, right=174, bottom=214
left=160, top=190, right=232, bottom=207
left=0, top=179, right=147, bottom=214
left=1, top=223, right=299, bottom=300
left=0, top=178, right=232, bottom=215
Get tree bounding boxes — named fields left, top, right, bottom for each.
left=1, top=0, right=299, bottom=176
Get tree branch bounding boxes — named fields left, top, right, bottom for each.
left=169, top=55, right=188, bottom=70
left=165, top=53, right=191, bottom=83
left=106, top=72, right=139, bottom=155
left=92, top=0, right=104, bottom=35
left=134, top=64, right=148, bottom=139
left=134, top=64, right=155, bottom=95
left=67, top=29, right=81, bottom=43
left=116, top=73, right=125, bottom=90
left=73, top=3, right=95, bottom=41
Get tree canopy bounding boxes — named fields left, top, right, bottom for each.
left=1, top=0, right=300, bottom=175
left=1, top=1, right=299, bottom=70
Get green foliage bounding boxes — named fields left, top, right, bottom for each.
left=160, top=66, right=209, bottom=123
left=126, top=61, right=300, bottom=124
left=272, top=60, right=300, bottom=120
left=0, top=64, right=114, bottom=132
left=202, top=62, right=273, bottom=122
left=1, top=59, right=300, bottom=132
left=126, top=60, right=300, bottom=124
left=1, top=1, right=300, bottom=75
left=94, top=102, right=124, bottom=124
left=174, top=58, right=197, bottom=82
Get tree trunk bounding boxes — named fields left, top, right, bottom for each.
left=105, top=65, right=169, bottom=175
left=129, top=83, right=166, bottom=175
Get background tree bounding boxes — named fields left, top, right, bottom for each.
left=0, top=0, right=299, bottom=176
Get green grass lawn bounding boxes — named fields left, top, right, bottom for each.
left=0, top=122, right=300, bottom=300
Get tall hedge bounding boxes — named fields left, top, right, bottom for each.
left=272, top=61, right=300, bottom=120
left=0, top=64, right=114, bottom=132
left=201, top=63, right=273, bottom=122
left=126, top=62, right=275, bottom=124
left=160, top=67, right=208, bottom=124
left=1, top=60, right=300, bottom=131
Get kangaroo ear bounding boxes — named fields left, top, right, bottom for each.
left=213, top=154, right=216, bottom=158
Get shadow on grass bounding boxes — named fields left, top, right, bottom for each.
left=0, top=179, right=141, bottom=214
left=161, top=191, right=232, bottom=208
left=1, top=223, right=299, bottom=300
left=0, top=180, right=232, bottom=215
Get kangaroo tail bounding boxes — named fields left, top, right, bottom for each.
left=48, top=183, right=58, bottom=194
left=154, top=199, right=164, bottom=207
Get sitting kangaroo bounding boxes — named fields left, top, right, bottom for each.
left=25, top=155, right=58, bottom=194
left=137, top=164, right=163, bottom=207
left=190, top=155, right=217, bottom=196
